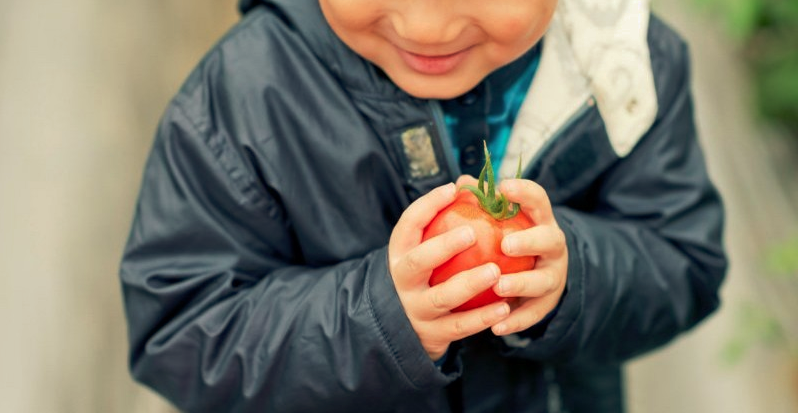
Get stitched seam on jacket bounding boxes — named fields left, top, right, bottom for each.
left=543, top=210, right=586, bottom=357
left=171, top=98, right=270, bottom=210
left=363, top=254, right=424, bottom=391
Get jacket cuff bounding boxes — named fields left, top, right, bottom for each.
left=501, top=208, right=584, bottom=361
left=365, top=247, right=461, bottom=389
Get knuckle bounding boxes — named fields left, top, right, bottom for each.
left=502, top=319, right=519, bottom=335
left=530, top=278, right=544, bottom=296
left=404, top=251, right=423, bottom=274
left=479, top=307, right=498, bottom=326
left=429, top=290, right=448, bottom=311
left=388, top=255, right=402, bottom=278
left=453, top=318, right=468, bottom=336
left=466, top=264, right=497, bottom=292
left=505, top=311, right=538, bottom=335
left=528, top=310, right=541, bottom=327
left=528, top=182, right=546, bottom=201
left=516, top=276, right=531, bottom=295
left=546, top=274, right=558, bottom=293
left=466, top=273, right=488, bottom=293
left=544, top=272, right=560, bottom=294
left=532, top=272, right=547, bottom=293
left=478, top=310, right=490, bottom=325
left=416, top=324, right=435, bottom=343
left=552, top=228, right=567, bottom=251
left=498, top=277, right=514, bottom=296
left=465, top=276, right=481, bottom=292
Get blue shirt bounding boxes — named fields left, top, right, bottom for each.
left=442, top=43, right=542, bottom=176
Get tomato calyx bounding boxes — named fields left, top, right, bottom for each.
left=460, top=141, right=522, bottom=221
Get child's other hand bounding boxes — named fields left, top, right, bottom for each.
left=388, top=183, right=511, bottom=362
left=483, top=178, right=568, bottom=336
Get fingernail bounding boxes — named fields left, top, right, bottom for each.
left=494, top=323, right=507, bottom=335
left=497, top=279, right=510, bottom=294
left=482, top=264, right=499, bottom=282
left=446, top=182, right=457, bottom=196
left=495, top=304, right=509, bottom=317
left=461, top=227, right=475, bottom=244
left=502, top=182, right=517, bottom=195
left=502, top=237, right=516, bottom=255
left=441, top=182, right=456, bottom=198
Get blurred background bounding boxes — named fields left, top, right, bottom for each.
left=0, top=0, right=796, bottom=412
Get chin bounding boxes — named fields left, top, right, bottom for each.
left=393, top=77, right=479, bottom=100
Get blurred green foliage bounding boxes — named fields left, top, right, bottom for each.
left=722, top=301, right=787, bottom=365
left=765, top=236, right=798, bottom=277
left=722, top=238, right=798, bottom=365
left=694, top=0, right=798, bottom=135
left=683, top=0, right=798, bottom=368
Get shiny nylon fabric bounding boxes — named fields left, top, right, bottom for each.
left=120, top=1, right=727, bottom=412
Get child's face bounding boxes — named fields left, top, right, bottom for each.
left=319, top=0, right=557, bottom=99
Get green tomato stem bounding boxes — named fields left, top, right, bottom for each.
left=460, top=141, right=522, bottom=221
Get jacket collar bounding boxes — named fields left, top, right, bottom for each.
left=500, top=0, right=658, bottom=177
left=240, top=0, right=658, bottom=171
left=239, top=0, right=409, bottom=100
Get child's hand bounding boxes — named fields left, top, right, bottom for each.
left=488, top=178, right=568, bottom=336
left=388, top=183, right=512, bottom=362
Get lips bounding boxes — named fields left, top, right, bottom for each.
left=397, top=47, right=470, bottom=75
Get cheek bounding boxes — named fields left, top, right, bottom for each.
left=482, top=3, right=555, bottom=62
left=320, top=0, right=381, bottom=31
left=320, top=0, right=390, bottom=62
left=501, top=5, right=554, bottom=42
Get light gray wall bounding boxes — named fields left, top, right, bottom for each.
left=1, top=1, right=795, bottom=412
left=0, top=2, right=237, bottom=411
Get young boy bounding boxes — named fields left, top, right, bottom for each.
left=120, top=0, right=727, bottom=412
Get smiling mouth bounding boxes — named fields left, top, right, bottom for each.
left=397, top=47, right=471, bottom=75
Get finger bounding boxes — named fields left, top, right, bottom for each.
left=494, top=268, right=559, bottom=298
left=492, top=296, right=560, bottom=336
left=455, top=175, right=478, bottom=188
left=499, top=179, right=555, bottom=226
left=424, top=263, right=500, bottom=315
left=501, top=225, right=566, bottom=258
left=393, top=226, right=475, bottom=289
left=438, top=301, right=510, bottom=341
left=390, top=183, right=457, bottom=259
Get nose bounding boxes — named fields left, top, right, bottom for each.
left=390, top=1, right=466, bottom=46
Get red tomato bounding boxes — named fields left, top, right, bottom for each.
left=422, top=190, right=535, bottom=312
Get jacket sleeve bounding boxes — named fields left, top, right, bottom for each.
left=506, top=41, right=727, bottom=364
left=119, top=101, right=456, bottom=412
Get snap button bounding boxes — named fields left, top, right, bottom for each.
left=458, top=91, right=479, bottom=106
left=462, top=145, right=480, bottom=166
left=626, top=98, right=638, bottom=114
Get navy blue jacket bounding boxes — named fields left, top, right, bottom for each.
left=120, top=1, right=727, bottom=411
